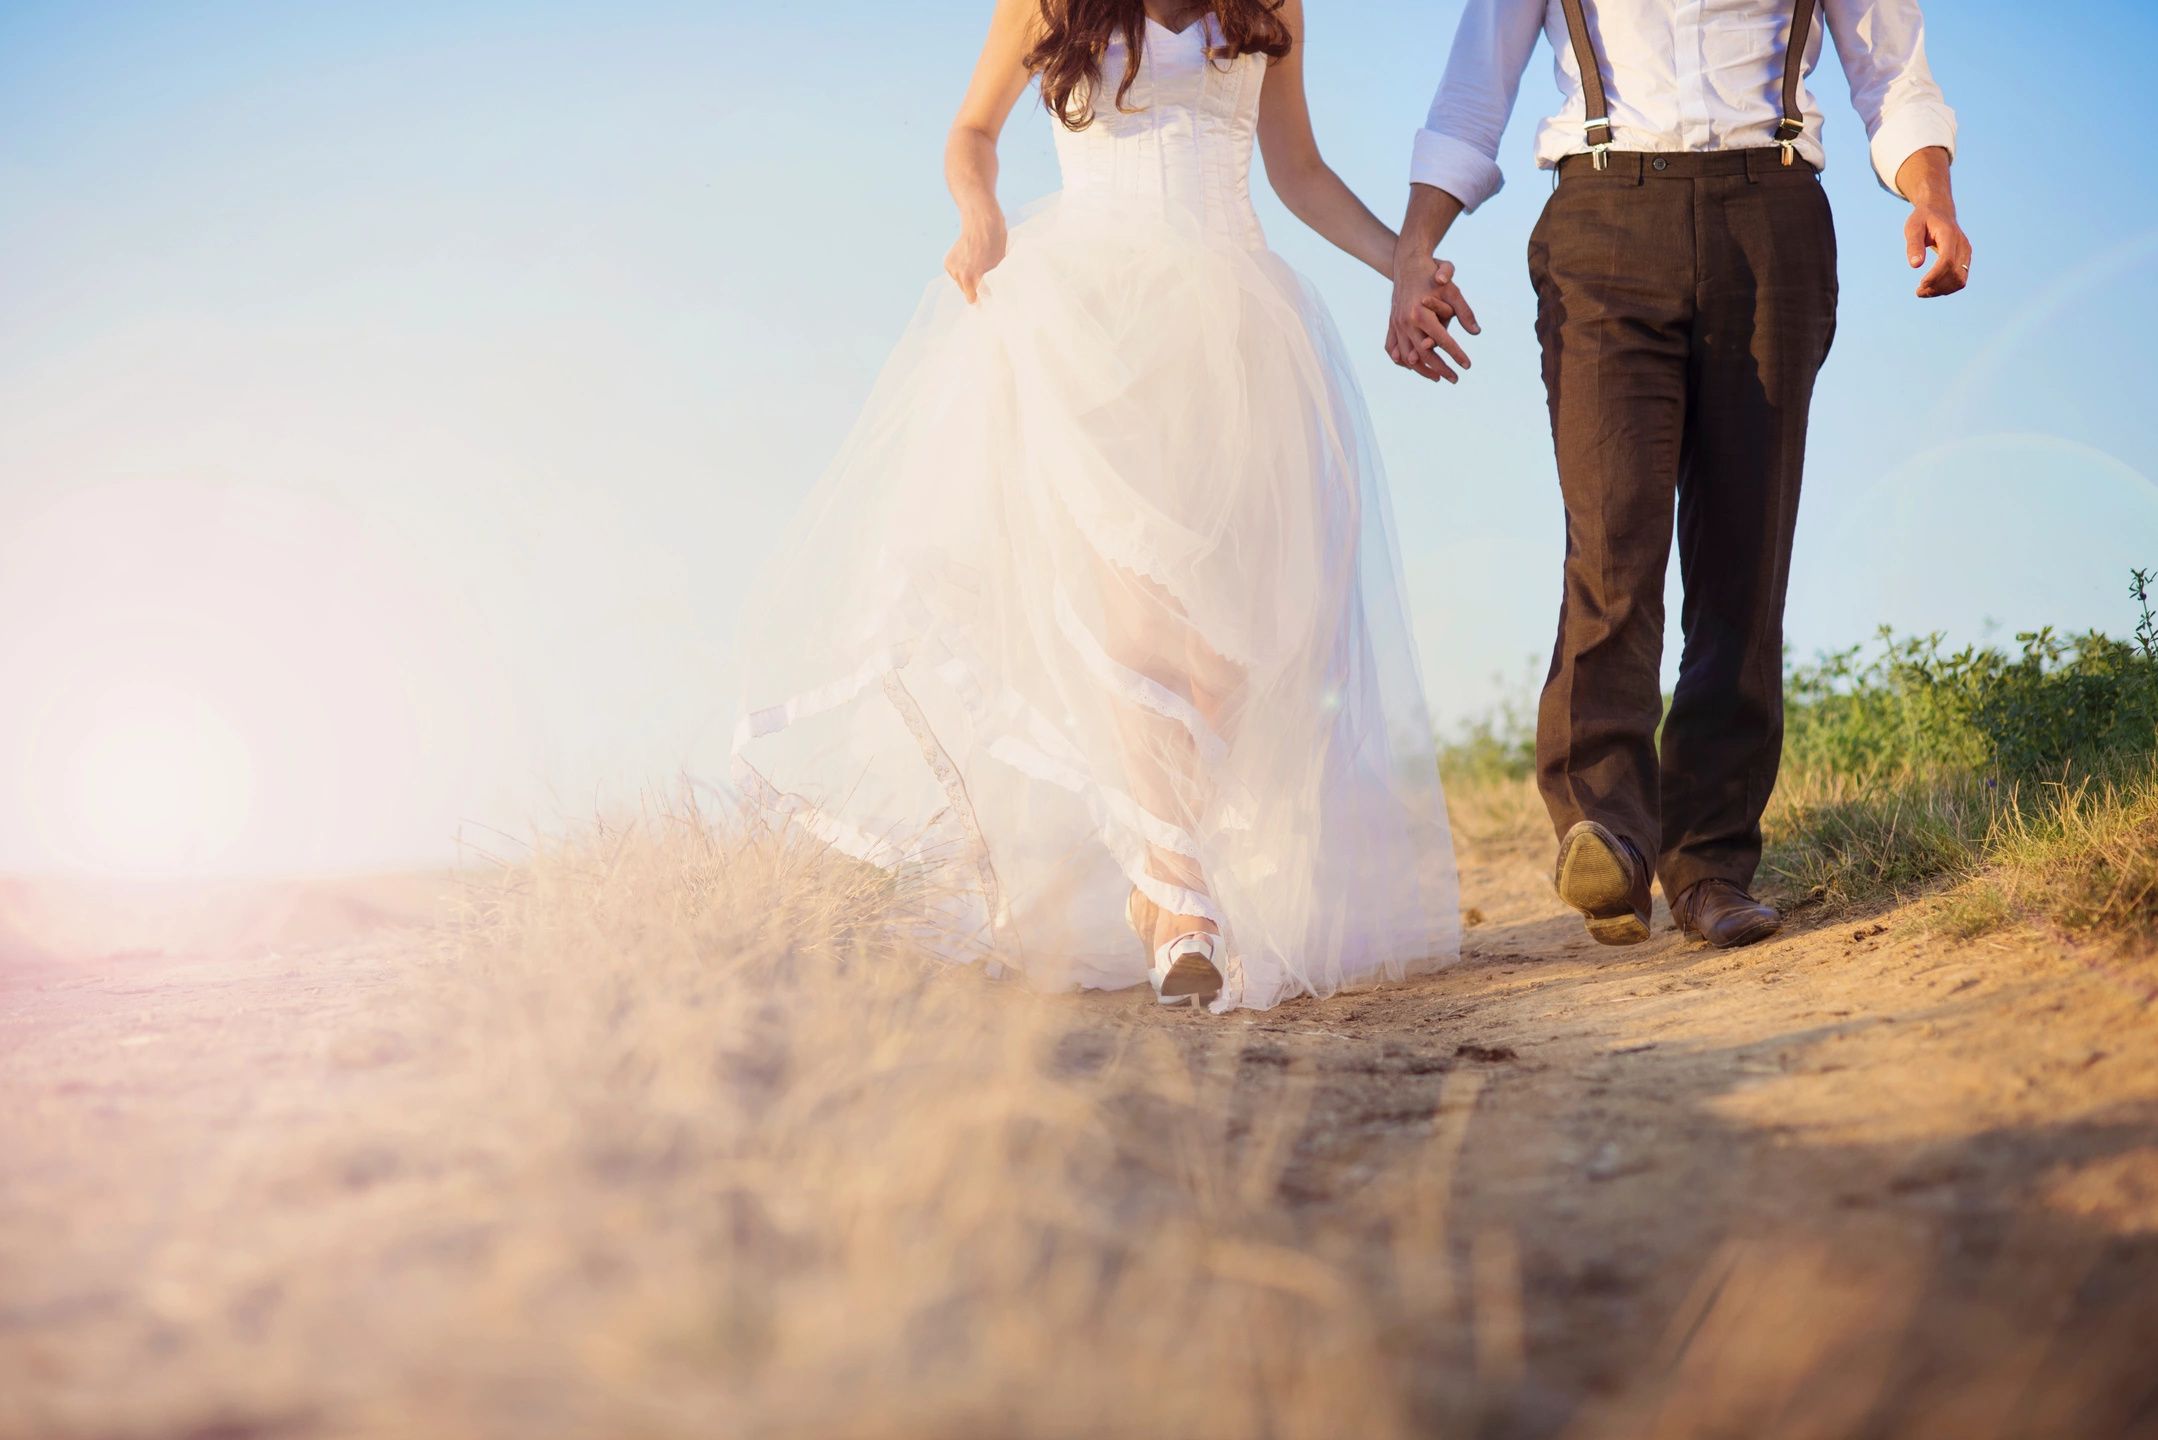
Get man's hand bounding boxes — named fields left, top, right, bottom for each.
left=1388, top=183, right=1476, bottom=383
left=1387, top=255, right=1480, bottom=384
left=1895, top=146, right=1971, bottom=299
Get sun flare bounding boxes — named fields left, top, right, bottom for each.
left=59, top=684, right=256, bottom=875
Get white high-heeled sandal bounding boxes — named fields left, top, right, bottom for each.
left=1126, top=888, right=1224, bottom=1006
left=1149, top=929, right=1224, bottom=1006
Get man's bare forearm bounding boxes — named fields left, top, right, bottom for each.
left=1891, top=146, right=1972, bottom=299
left=1393, top=183, right=1466, bottom=272
left=1893, top=146, right=1954, bottom=210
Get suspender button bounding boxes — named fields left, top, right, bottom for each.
left=1651, top=157, right=1669, bottom=172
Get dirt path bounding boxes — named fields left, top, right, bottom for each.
left=1128, top=848, right=2158, bottom=1435
left=3, top=850, right=2155, bottom=1439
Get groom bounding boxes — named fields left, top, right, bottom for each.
left=1389, top=0, right=1969, bottom=948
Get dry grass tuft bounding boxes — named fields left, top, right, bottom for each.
left=1761, top=760, right=2158, bottom=952
left=1443, top=773, right=1548, bottom=857
left=1761, top=767, right=1991, bottom=909
left=1979, top=770, right=2158, bottom=946
left=409, top=799, right=1474, bottom=1438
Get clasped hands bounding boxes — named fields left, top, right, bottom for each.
left=1385, top=255, right=1479, bottom=385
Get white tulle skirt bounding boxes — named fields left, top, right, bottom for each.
left=732, top=195, right=1459, bottom=1011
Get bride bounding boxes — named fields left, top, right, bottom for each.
left=733, top=0, right=1463, bottom=1011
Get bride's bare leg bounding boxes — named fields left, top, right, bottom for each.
left=1112, top=710, right=1216, bottom=947
left=1142, top=849, right=1217, bottom=949
left=1144, top=659, right=1246, bottom=949
left=1091, top=558, right=1247, bottom=953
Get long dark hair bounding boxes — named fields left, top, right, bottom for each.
left=1027, top=1, right=1293, bottom=132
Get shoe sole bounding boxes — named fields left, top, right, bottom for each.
left=1135, top=892, right=1222, bottom=1004
left=1555, top=823, right=1651, bottom=947
left=1154, top=952, right=1224, bottom=1004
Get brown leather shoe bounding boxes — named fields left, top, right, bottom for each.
left=1673, top=879, right=1783, bottom=949
left=1554, top=821, right=1652, bottom=946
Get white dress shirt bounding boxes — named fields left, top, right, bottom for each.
left=1411, top=0, right=1958, bottom=210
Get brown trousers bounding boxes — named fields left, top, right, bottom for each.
left=1529, top=149, right=1839, bottom=900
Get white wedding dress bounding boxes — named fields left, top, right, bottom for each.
left=733, top=17, right=1459, bottom=1011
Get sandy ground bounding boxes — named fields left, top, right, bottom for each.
left=1159, top=848, right=2158, bottom=1436
left=2, top=841, right=2155, bottom=1439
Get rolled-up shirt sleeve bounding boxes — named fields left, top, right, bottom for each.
left=1824, top=0, right=1958, bottom=197
left=1410, top=0, right=1546, bottom=212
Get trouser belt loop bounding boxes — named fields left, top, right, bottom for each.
left=1558, top=151, right=1647, bottom=184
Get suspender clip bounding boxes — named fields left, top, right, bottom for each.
left=1776, top=116, right=1805, bottom=167
left=1584, top=116, right=1612, bottom=171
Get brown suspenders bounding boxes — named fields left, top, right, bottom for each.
left=1558, top=0, right=1822, bottom=170
left=1777, top=0, right=1821, bottom=164
left=1557, top=0, right=1616, bottom=168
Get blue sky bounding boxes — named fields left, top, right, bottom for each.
left=1, top=0, right=2153, bottom=873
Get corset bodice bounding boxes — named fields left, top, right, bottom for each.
left=1051, top=17, right=1268, bottom=249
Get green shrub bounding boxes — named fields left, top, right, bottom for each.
left=1768, top=569, right=2157, bottom=925
left=1438, top=671, right=1539, bottom=785
left=1785, top=568, right=2158, bottom=786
